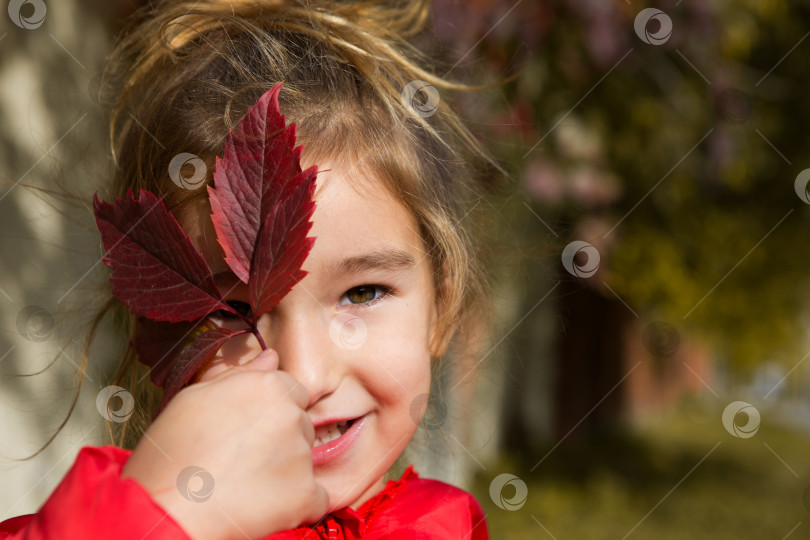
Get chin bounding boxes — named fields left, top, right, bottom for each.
left=316, top=453, right=379, bottom=506
left=321, top=475, right=374, bottom=512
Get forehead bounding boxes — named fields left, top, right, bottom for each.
left=309, top=164, right=415, bottom=251
left=181, top=158, right=427, bottom=279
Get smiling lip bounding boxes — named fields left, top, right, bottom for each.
left=311, top=414, right=368, bottom=466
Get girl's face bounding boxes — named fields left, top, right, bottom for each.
left=184, top=156, right=439, bottom=511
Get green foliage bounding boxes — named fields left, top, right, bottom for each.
left=472, top=401, right=810, bottom=538
left=438, top=0, right=810, bottom=370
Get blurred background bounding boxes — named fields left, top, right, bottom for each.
left=2, top=0, right=810, bottom=538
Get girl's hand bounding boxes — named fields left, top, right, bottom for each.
left=121, top=348, right=329, bottom=540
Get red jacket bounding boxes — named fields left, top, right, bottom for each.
left=0, top=445, right=489, bottom=539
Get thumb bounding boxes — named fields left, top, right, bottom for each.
left=237, top=347, right=279, bottom=372
left=301, top=482, right=331, bottom=526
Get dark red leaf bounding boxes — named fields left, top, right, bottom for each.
left=93, top=189, right=237, bottom=322
left=249, top=171, right=317, bottom=317
left=132, top=316, right=202, bottom=387
left=155, top=325, right=243, bottom=416
left=208, top=81, right=318, bottom=284
left=95, top=82, right=319, bottom=411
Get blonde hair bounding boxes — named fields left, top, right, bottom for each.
left=36, top=0, right=507, bottom=453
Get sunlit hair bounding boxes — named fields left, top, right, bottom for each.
left=36, top=0, right=506, bottom=453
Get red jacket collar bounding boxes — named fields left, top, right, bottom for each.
left=268, top=466, right=418, bottom=539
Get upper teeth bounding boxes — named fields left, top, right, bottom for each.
left=314, top=420, right=349, bottom=447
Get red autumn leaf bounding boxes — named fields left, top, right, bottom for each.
left=93, top=189, right=237, bottom=322
left=134, top=316, right=252, bottom=414
left=96, top=81, right=318, bottom=412
left=156, top=325, right=244, bottom=416
left=132, top=317, right=201, bottom=387
left=249, top=173, right=317, bottom=317
left=208, top=81, right=318, bottom=285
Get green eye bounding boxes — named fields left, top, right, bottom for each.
left=342, top=285, right=392, bottom=306
left=347, top=286, right=375, bottom=304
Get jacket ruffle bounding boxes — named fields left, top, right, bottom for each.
left=0, top=446, right=489, bottom=539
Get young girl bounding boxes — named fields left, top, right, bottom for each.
left=1, top=0, right=497, bottom=537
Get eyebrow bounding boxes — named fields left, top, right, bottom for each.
left=323, top=248, right=416, bottom=279
left=210, top=248, right=416, bottom=283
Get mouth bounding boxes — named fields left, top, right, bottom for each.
left=311, top=414, right=369, bottom=466
left=313, top=418, right=357, bottom=447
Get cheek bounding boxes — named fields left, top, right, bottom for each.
left=352, top=299, right=433, bottom=405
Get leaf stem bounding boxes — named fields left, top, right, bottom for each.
left=250, top=326, right=267, bottom=350
left=222, top=308, right=267, bottom=350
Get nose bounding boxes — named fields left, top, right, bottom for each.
left=256, top=308, right=341, bottom=408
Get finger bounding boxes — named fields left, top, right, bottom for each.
left=303, top=484, right=330, bottom=525
left=276, top=372, right=309, bottom=410
left=300, top=411, right=315, bottom=446
left=237, top=348, right=279, bottom=372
